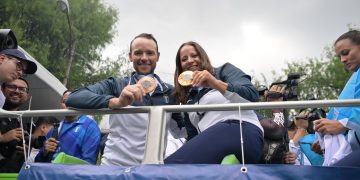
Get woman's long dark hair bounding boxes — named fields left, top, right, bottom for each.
left=173, top=41, right=215, bottom=104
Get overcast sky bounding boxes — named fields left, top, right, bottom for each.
left=102, top=0, right=360, bottom=85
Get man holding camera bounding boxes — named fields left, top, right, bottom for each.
left=0, top=78, right=31, bottom=172
left=28, top=117, right=57, bottom=163
left=259, top=84, right=313, bottom=165
left=35, top=90, right=101, bottom=164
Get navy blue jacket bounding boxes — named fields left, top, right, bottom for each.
left=184, top=62, right=259, bottom=140
left=66, top=73, right=175, bottom=109
left=214, top=62, right=259, bottom=102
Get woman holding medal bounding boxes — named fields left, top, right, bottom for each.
left=164, top=41, right=264, bottom=164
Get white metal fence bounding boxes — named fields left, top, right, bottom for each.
left=1, top=99, right=360, bottom=164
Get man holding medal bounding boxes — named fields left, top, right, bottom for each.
left=66, top=33, right=183, bottom=166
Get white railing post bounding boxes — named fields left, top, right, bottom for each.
left=142, top=106, right=167, bottom=164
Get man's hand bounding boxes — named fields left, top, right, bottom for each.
left=294, top=111, right=309, bottom=129
left=109, top=84, right=145, bottom=109
left=265, top=85, right=285, bottom=102
left=16, top=144, right=29, bottom=155
left=0, top=128, right=22, bottom=143
left=43, top=138, right=59, bottom=156
left=265, top=85, right=285, bottom=113
left=314, top=118, right=347, bottom=135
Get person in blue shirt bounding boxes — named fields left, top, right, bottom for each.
left=35, top=90, right=101, bottom=164
left=312, top=30, right=360, bottom=166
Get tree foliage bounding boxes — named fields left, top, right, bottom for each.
left=282, top=46, right=352, bottom=100
left=253, top=46, right=352, bottom=101
left=0, top=0, right=130, bottom=89
left=253, top=46, right=353, bottom=119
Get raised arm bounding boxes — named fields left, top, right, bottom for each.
left=215, top=63, right=259, bottom=102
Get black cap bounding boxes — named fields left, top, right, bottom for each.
left=0, top=48, right=37, bottom=74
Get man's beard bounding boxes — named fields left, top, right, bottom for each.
left=3, top=99, right=22, bottom=110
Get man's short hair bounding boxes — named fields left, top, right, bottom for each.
left=2, top=77, right=29, bottom=91
left=129, top=33, right=158, bottom=53
left=35, top=116, right=58, bottom=128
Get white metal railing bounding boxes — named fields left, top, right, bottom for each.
left=1, top=99, right=360, bottom=164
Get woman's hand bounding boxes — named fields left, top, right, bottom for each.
left=192, top=70, right=228, bottom=93
left=192, top=70, right=216, bottom=87
left=314, top=118, right=347, bottom=135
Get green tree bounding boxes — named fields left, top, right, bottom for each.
left=253, top=46, right=352, bottom=101
left=253, top=45, right=352, bottom=118
left=0, top=0, right=127, bottom=89
left=283, top=46, right=352, bottom=101
left=73, top=50, right=133, bottom=87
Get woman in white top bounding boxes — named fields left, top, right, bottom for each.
left=164, top=41, right=264, bottom=164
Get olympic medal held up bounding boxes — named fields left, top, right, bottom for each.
left=178, top=71, right=193, bottom=86
left=138, top=76, right=157, bottom=94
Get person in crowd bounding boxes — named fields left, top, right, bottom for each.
left=0, top=78, right=31, bottom=172
left=66, top=33, right=184, bottom=166
left=164, top=41, right=263, bottom=164
left=311, top=30, right=360, bottom=166
left=0, top=48, right=37, bottom=108
left=35, top=90, right=101, bottom=164
left=286, top=116, right=311, bottom=165
left=259, top=85, right=313, bottom=165
left=257, top=85, right=288, bottom=164
left=28, top=116, right=57, bottom=162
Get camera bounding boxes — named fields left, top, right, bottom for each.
left=20, top=131, right=46, bottom=149
left=307, top=108, right=326, bottom=121
left=261, top=73, right=301, bottom=100
left=257, top=85, right=268, bottom=96
left=307, top=108, right=326, bottom=134
left=295, top=108, right=326, bottom=134
left=0, top=29, right=18, bottom=51
left=295, top=108, right=326, bottom=122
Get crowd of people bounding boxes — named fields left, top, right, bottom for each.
left=0, top=29, right=360, bottom=173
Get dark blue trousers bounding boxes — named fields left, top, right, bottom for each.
left=164, top=120, right=264, bottom=164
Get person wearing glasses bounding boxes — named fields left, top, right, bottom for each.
left=0, top=48, right=37, bottom=108
left=0, top=78, right=31, bottom=172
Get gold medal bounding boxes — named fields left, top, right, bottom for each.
left=178, top=71, right=193, bottom=86
left=138, top=76, right=156, bottom=94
